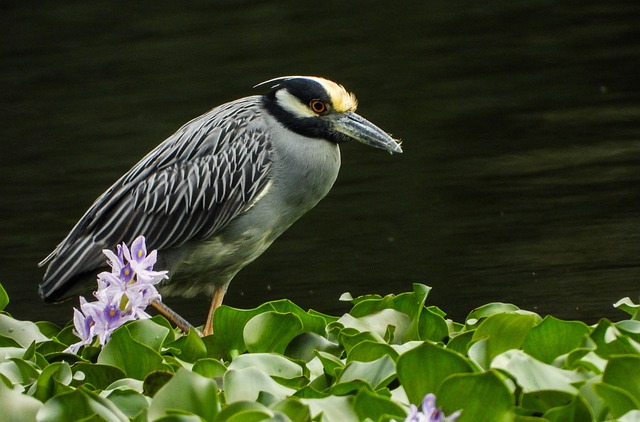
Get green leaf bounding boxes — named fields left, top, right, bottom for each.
left=0, top=314, right=48, bottom=347
left=229, top=353, right=304, bottom=380
left=353, top=388, right=405, bottom=421
left=270, top=397, right=311, bottom=422
left=167, top=327, right=207, bottom=363
left=209, top=304, right=273, bottom=358
left=347, top=340, right=399, bottom=363
left=491, top=350, right=581, bottom=394
left=437, top=371, right=514, bottom=422
left=125, top=318, right=171, bottom=352
left=98, top=326, right=165, bottom=380
left=470, top=313, right=538, bottom=368
left=34, top=361, right=74, bottom=402
left=447, top=331, right=475, bottom=355
left=0, top=376, right=42, bottom=421
left=224, top=367, right=295, bottom=403
left=300, top=396, right=359, bottom=422
left=466, top=303, right=521, bottom=327
left=148, top=368, right=219, bottom=422
left=105, top=389, right=149, bottom=419
left=244, top=311, right=304, bottom=354
left=286, top=332, right=341, bottom=362
left=614, top=297, right=640, bottom=319
left=72, top=363, right=126, bottom=390
left=523, top=316, right=590, bottom=364
left=38, top=387, right=129, bottom=422
left=397, top=341, right=475, bottom=404
left=0, top=283, right=9, bottom=312
left=543, top=394, right=593, bottom=422
left=590, top=319, right=640, bottom=357
left=336, top=310, right=411, bottom=344
left=143, top=370, right=174, bottom=397
left=336, top=355, right=396, bottom=390
left=215, top=401, right=274, bottom=422
left=314, top=350, right=344, bottom=379
left=192, top=358, right=227, bottom=379
left=418, top=307, right=449, bottom=343
left=602, top=355, right=640, bottom=403
left=268, top=300, right=331, bottom=335
left=594, top=382, right=640, bottom=419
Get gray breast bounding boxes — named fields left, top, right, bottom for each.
left=158, top=111, right=341, bottom=298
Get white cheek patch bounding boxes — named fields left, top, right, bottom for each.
left=275, top=89, right=316, bottom=118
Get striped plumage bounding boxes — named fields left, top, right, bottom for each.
left=39, top=76, right=402, bottom=334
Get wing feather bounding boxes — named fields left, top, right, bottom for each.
left=39, top=96, right=273, bottom=301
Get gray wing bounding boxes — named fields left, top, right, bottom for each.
left=39, top=96, right=272, bottom=301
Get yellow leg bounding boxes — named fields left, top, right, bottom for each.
left=150, top=299, right=200, bottom=335
left=203, top=286, right=226, bottom=336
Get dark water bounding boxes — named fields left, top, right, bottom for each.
left=1, top=1, right=639, bottom=326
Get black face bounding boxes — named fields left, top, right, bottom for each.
left=262, top=78, right=350, bottom=144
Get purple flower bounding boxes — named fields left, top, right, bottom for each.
left=65, top=235, right=167, bottom=354
left=394, top=394, right=461, bottom=422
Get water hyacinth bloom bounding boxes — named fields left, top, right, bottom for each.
left=394, top=394, right=461, bottom=422
left=65, top=235, right=168, bottom=353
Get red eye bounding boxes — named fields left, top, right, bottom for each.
left=310, top=100, right=327, bottom=114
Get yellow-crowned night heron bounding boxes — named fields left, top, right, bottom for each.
left=39, top=76, right=402, bottom=335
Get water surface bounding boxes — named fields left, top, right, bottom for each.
left=1, top=1, right=639, bottom=326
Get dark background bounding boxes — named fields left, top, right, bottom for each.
left=2, top=1, right=639, bottom=326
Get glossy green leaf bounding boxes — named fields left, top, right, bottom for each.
left=347, top=340, right=399, bottom=363
left=105, top=389, right=149, bottom=419
left=594, top=382, right=640, bottom=419
left=270, top=397, right=311, bottom=422
left=542, top=394, right=593, bottom=422
left=148, top=368, right=219, bottom=421
left=492, top=350, right=581, bottom=393
left=224, top=366, right=295, bottom=403
left=5, top=357, right=39, bottom=385
left=447, top=331, right=475, bottom=355
left=192, top=358, right=227, bottom=379
left=523, top=316, right=590, bottom=364
left=38, top=387, right=129, bottom=422
left=397, top=341, right=474, bottom=404
left=614, top=297, right=640, bottom=319
left=602, top=355, right=640, bottom=403
left=125, top=318, right=171, bottom=352
left=268, top=300, right=330, bottom=335
left=244, top=311, right=304, bottom=354
left=470, top=313, right=538, bottom=368
left=167, top=327, right=207, bottom=363
left=209, top=304, right=273, bottom=358
left=0, top=283, right=9, bottom=312
left=336, top=355, right=396, bottom=390
left=215, top=401, right=274, bottom=422
left=314, top=350, right=344, bottom=379
left=590, top=319, right=640, bottom=357
left=72, top=363, right=126, bottom=390
left=418, top=307, right=450, bottom=343
left=336, top=309, right=411, bottom=345
left=0, top=314, right=47, bottom=347
left=98, top=326, right=164, bottom=380
left=285, top=332, right=341, bottom=362
left=34, top=361, right=74, bottom=402
left=301, top=396, right=359, bottom=422
left=353, top=387, right=405, bottom=421
left=616, top=320, right=640, bottom=343
left=466, top=303, right=521, bottom=327
left=619, top=410, right=640, bottom=422
left=437, top=371, right=514, bottom=422
left=229, top=353, right=303, bottom=379
left=0, top=377, right=42, bottom=421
